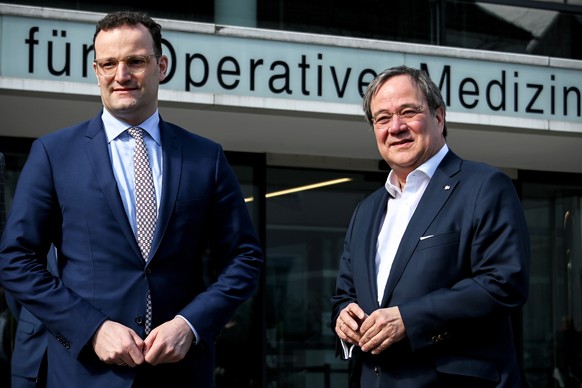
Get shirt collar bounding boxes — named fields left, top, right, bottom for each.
left=385, top=143, right=449, bottom=197
left=102, top=109, right=161, bottom=146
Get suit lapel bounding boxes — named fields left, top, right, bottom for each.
left=364, top=190, right=390, bottom=310
left=148, top=119, right=182, bottom=262
left=83, top=115, right=142, bottom=260
left=380, top=151, right=461, bottom=306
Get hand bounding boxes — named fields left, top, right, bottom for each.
left=358, top=306, right=405, bottom=355
left=92, top=320, right=146, bottom=367
left=143, top=317, right=195, bottom=365
left=335, top=303, right=368, bottom=345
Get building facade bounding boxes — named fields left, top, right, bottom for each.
left=1, top=1, right=581, bottom=387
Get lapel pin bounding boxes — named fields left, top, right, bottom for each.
left=444, top=185, right=451, bottom=190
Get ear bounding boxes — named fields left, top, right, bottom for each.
left=93, top=62, right=100, bottom=84
left=158, top=55, right=169, bottom=82
left=435, top=105, right=446, bottom=134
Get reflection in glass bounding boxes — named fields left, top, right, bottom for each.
left=521, top=179, right=582, bottom=388
left=264, top=167, right=385, bottom=387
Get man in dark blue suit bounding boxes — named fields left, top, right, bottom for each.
left=331, top=66, right=530, bottom=387
left=0, top=11, right=263, bottom=388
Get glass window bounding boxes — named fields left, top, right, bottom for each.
left=264, top=166, right=385, bottom=387
left=520, top=171, right=582, bottom=388
left=3, top=0, right=582, bottom=59
left=215, top=154, right=265, bottom=388
left=257, top=0, right=440, bottom=44
left=446, top=1, right=582, bottom=59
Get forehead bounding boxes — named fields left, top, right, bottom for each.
left=94, top=24, right=153, bottom=56
left=372, top=74, right=426, bottom=110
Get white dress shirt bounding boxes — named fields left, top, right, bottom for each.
left=375, top=144, right=449, bottom=304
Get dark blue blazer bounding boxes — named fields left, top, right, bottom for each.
left=332, top=150, right=530, bottom=387
left=0, top=113, right=263, bottom=388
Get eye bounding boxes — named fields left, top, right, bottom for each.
left=126, top=56, right=147, bottom=67
left=374, top=115, right=392, bottom=125
left=98, top=59, right=117, bottom=70
left=400, top=109, right=418, bottom=119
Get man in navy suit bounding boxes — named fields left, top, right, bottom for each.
left=331, top=66, right=530, bottom=387
left=0, top=11, right=263, bottom=388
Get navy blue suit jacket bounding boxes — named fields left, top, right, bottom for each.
left=0, top=113, right=263, bottom=388
left=331, top=150, right=530, bottom=387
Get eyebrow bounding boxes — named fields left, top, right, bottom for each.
left=373, top=103, right=423, bottom=116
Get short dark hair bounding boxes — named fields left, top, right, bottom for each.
left=362, top=65, right=447, bottom=137
left=93, top=11, right=163, bottom=57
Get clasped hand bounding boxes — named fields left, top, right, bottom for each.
left=92, top=317, right=194, bottom=367
left=335, top=303, right=405, bottom=355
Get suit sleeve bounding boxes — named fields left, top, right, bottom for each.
left=0, top=138, right=108, bottom=358
left=177, top=145, right=263, bottom=345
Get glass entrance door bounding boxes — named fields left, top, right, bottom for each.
left=521, top=174, right=582, bottom=388
left=263, top=166, right=386, bottom=388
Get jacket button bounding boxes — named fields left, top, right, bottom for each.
left=374, top=366, right=380, bottom=375
left=135, top=316, right=144, bottom=326
left=145, top=268, right=152, bottom=275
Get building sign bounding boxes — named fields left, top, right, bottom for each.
left=1, top=12, right=581, bottom=129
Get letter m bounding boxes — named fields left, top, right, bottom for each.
left=420, top=64, right=451, bottom=106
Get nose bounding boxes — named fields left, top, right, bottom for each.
left=114, top=62, right=132, bottom=81
left=388, top=115, right=406, bottom=134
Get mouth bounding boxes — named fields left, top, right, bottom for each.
left=113, top=87, right=137, bottom=93
left=389, top=138, right=413, bottom=147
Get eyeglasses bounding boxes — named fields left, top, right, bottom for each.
left=372, top=106, right=427, bottom=129
left=94, top=55, right=159, bottom=77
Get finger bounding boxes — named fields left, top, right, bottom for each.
left=370, top=337, right=393, bottom=355
left=345, top=303, right=367, bottom=322
left=335, top=319, right=348, bottom=340
left=336, top=321, right=346, bottom=337
left=143, top=330, right=163, bottom=365
left=339, top=311, right=360, bottom=331
left=360, top=332, right=380, bottom=352
left=359, top=313, right=377, bottom=333
left=336, top=318, right=351, bottom=335
left=337, top=319, right=362, bottom=344
left=360, top=323, right=396, bottom=353
left=359, top=322, right=383, bottom=350
left=126, top=331, right=146, bottom=366
left=360, top=319, right=380, bottom=340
